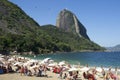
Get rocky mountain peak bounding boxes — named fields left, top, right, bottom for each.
left=56, top=9, right=90, bottom=40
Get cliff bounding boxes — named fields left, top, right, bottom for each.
left=56, top=9, right=90, bottom=40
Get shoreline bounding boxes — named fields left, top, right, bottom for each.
left=0, top=54, right=120, bottom=80
left=21, top=52, right=120, bottom=68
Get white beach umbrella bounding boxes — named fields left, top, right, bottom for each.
left=18, top=56, right=25, bottom=59
left=0, top=57, right=5, bottom=61
left=48, top=63, right=57, bottom=67
left=14, top=62, right=23, bottom=66
left=28, top=59, right=38, bottom=63
left=80, top=67, right=90, bottom=72
left=0, top=55, right=5, bottom=58
left=8, top=58, right=15, bottom=62
left=43, top=58, right=51, bottom=62
left=40, top=58, right=51, bottom=64
left=58, top=61, right=66, bottom=66
left=23, top=62, right=31, bottom=67
left=96, top=67, right=102, bottom=72
left=49, top=60, right=54, bottom=63
left=68, top=67, right=78, bottom=72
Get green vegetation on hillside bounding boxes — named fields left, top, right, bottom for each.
left=41, top=25, right=105, bottom=51
left=0, top=0, right=105, bottom=54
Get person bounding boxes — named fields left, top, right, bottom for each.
left=105, top=73, right=110, bottom=80
left=83, top=72, right=87, bottom=79
left=33, top=68, right=37, bottom=76
left=27, top=70, right=32, bottom=76
left=24, top=66, right=28, bottom=76
left=15, top=65, right=21, bottom=72
left=115, top=67, right=118, bottom=75
left=38, top=66, right=42, bottom=77
left=73, top=71, right=77, bottom=80
left=20, top=65, right=24, bottom=76
left=59, top=70, right=63, bottom=79
left=63, top=73, right=67, bottom=79
left=7, top=64, right=14, bottom=73
left=88, top=74, right=95, bottom=80
left=101, top=68, right=105, bottom=78
left=0, top=65, right=4, bottom=74
left=43, top=65, right=48, bottom=77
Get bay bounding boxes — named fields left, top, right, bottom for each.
left=23, top=52, right=120, bottom=68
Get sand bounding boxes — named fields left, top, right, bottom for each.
left=0, top=54, right=120, bottom=80
left=0, top=71, right=59, bottom=80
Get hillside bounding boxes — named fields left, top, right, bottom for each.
left=41, top=25, right=105, bottom=51
left=106, top=44, right=120, bottom=52
left=0, top=0, right=105, bottom=54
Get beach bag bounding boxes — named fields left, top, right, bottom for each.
left=0, top=69, right=4, bottom=74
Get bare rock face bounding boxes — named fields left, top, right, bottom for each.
left=56, top=9, right=90, bottom=40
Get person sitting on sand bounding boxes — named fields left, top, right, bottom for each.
left=27, top=70, right=32, bottom=76
left=109, top=72, right=117, bottom=80
left=7, top=64, right=14, bottom=73
left=15, top=65, right=21, bottom=73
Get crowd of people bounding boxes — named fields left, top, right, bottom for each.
left=0, top=54, right=120, bottom=80
left=82, top=67, right=119, bottom=80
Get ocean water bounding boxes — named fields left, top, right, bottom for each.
left=23, top=52, right=120, bottom=68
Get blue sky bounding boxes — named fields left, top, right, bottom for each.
left=9, top=0, right=120, bottom=47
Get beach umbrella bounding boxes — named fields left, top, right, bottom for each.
left=58, top=61, right=66, bottom=66
left=23, top=62, right=31, bottom=66
left=43, top=58, right=51, bottom=62
left=40, top=58, right=51, bottom=64
left=0, top=58, right=5, bottom=61
left=0, top=55, right=5, bottom=58
left=28, top=59, right=38, bottom=63
left=18, top=56, right=25, bottom=59
left=14, top=62, right=23, bottom=66
left=8, top=58, right=15, bottom=62
left=80, top=67, right=90, bottom=72
left=68, top=67, right=78, bottom=72
left=48, top=63, right=57, bottom=67
left=96, top=67, right=102, bottom=72
left=49, top=60, right=54, bottom=63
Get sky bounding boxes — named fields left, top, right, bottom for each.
left=9, top=0, right=120, bottom=47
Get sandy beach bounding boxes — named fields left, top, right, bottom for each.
left=0, top=71, right=59, bottom=80
left=0, top=54, right=120, bottom=80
